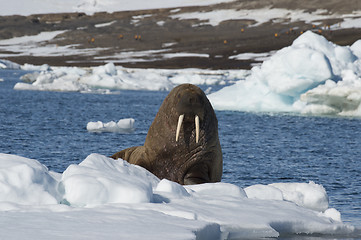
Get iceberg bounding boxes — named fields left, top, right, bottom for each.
left=208, top=31, right=361, bottom=117
left=86, top=118, right=135, bottom=133
left=0, top=152, right=357, bottom=239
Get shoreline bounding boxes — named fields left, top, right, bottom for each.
left=1, top=1, right=361, bottom=69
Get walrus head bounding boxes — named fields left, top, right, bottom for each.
left=145, top=84, right=212, bottom=149
left=111, top=84, right=222, bottom=185
left=175, top=85, right=206, bottom=144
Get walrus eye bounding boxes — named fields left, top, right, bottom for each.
left=175, top=114, right=200, bottom=144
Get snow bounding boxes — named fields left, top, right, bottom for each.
left=332, top=15, right=361, bottom=29
left=87, top=118, right=135, bottom=133
left=171, top=8, right=361, bottom=28
left=0, top=152, right=357, bottom=239
left=208, top=31, right=361, bottom=117
left=93, top=50, right=211, bottom=64
left=0, top=30, right=108, bottom=59
left=94, top=20, right=117, bottom=28
left=0, top=0, right=236, bottom=16
left=228, top=51, right=275, bottom=63
left=93, top=49, right=170, bottom=63
left=0, top=31, right=66, bottom=46
left=163, top=53, right=209, bottom=59
left=0, top=30, right=217, bottom=62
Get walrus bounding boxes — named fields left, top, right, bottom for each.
left=111, top=84, right=222, bottom=185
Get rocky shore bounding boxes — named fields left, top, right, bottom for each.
left=1, top=0, right=361, bottom=69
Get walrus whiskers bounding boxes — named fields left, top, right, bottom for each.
left=195, top=115, right=199, bottom=143
left=176, top=114, right=184, bottom=142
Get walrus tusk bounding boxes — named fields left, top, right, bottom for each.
left=176, top=114, right=184, bottom=142
left=195, top=115, right=199, bottom=143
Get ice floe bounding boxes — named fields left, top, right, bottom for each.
left=14, top=63, right=241, bottom=92
left=0, top=152, right=357, bottom=239
left=86, top=118, right=135, bottom=133
left=0, top=59, right=21, bottom=69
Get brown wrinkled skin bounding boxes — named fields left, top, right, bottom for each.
left=111, top=84, right=222, bottom=185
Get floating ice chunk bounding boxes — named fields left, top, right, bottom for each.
left=78, top=63, right=174, bottom=91
left=300, top=70, right=361, bottom=116
left=0, top=59, right=20, bottom=69
left=16, top=63, right=242, bottom=93
left=209, top=31, right=361, bottom=116
left=14, top=66, right=88, bottom=92
left=86, top=121, right=104, bottom=131
left=20, top=72, right=40, bottom=83
left=86, top=118, right=135, bottom=133
left=61, top=153, right=158, bottom=206
left=0, top=153, right=60, bottom=206
left=21, top=63, right=51, bottom=71
left=93, top=62, right=117, bottom=76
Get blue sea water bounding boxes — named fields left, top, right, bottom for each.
left=1, top=70, right=361, bottom=231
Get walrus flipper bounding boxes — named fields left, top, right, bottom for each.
left=111, top=146, right=150, bottom=170
left=111, top=146, right=139, bottom=161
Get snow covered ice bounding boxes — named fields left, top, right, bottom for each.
left=208, top=31, right=361, bottom=117
left=0, top=152, right=357, bottom=239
